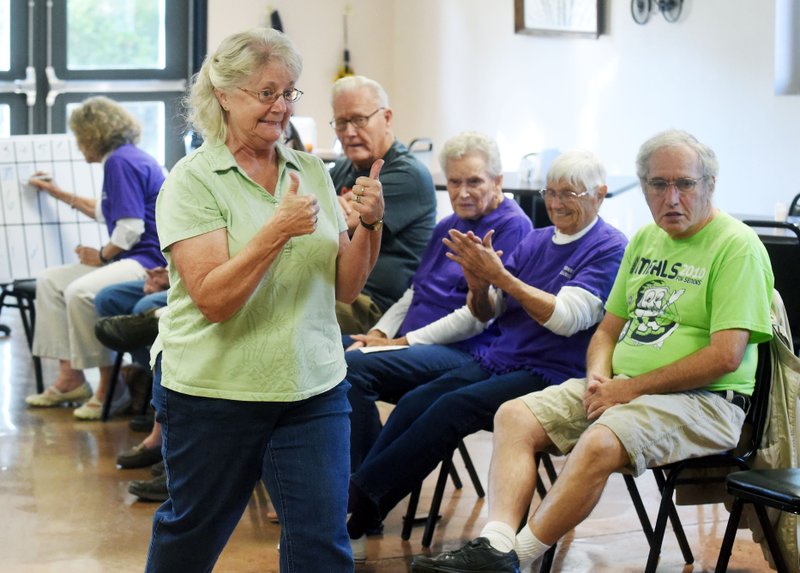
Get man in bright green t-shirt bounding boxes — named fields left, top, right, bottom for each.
left=411, top=130, right=774, bottom=573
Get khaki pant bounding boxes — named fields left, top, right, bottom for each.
left=335, top=293, right=383, bottom=335
left=32, top=259, right=146, bottom=369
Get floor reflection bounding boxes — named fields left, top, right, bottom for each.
left=0, top=311, right=777, bottom=572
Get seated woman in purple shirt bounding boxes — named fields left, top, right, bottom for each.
left=346, top=149, right=629, bottom=561
left=25, top=96, right=166, bottom=420
left=345, top=131, right=533, bottom=472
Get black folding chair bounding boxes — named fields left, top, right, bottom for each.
left=0, top=279, right=44, bottom=393
left=403, top=440, right=560, bottom=553
left=715, top=468, right=799, bottom=572
left=620, top=341, right=774, bottom=572
left=788, top=192, right=800, bottom=217
left=407, top=137, right=434, bottom=171
left=538, top=341, right=773, bottom=572
left=402, top=439, right=485, bottom=547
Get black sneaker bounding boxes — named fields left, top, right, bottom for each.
left=411, top=537, right=520, bottom=573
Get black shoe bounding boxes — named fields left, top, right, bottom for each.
left=95, top=313, right=159, bottom=352
left=116, top=442, right=162, bottom=469
left=411, top=538, right=520, bottom=573
left=128, top=474, right=168, bottom=502
left=150, top=460, right=165, bottom=477
left=121, top=364, right=152, bottom=413
left=129, top=410, right=155, bottom=433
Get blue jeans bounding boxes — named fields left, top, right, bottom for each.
left=94, top=280, right=168, bottom=366
left=345, top=344, right=473, bottom=471
left=349, top=360, right=549, bottom=523
left=146, top=355, right=354, bottom=573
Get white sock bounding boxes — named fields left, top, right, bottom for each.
left=479, top=520, right=517, bottom=553
left=515, top=524, right=551, bottom=562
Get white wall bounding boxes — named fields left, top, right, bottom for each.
left=207, top=0, right=395, bottom=152
left=208, top=0, right=800, bottom=218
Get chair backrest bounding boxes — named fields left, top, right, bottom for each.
left=743, top=221, right=800, bottom=346
left=407, top=137, right=433, bottom=154
left=517, top=152, right=540, bottom=184
left=789, top=192, right=800, bottom=217
left=739, top=341, right=773, bottom=462
left=407, top=137, right=434, bottom=172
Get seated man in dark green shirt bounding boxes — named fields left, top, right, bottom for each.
left=329, top=75, right=436, bottom=334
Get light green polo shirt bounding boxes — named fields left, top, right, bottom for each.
left=151, top=141, right=348, bottom=401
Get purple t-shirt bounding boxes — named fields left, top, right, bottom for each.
left=473, top=218, right=627, bottom=383
left=100, top=144, right=166, bottom=269
left=398, top=199, right=533, bottom=352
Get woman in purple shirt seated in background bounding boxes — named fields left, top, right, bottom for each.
left=25, top=96, right=166, bottom=420
left=345, top=131, right=533, bottom=472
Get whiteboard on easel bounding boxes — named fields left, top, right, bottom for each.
left=0, top=134, right=106, bottom=283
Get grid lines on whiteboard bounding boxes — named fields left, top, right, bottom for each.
left=0, top=134, right=107, bottom=283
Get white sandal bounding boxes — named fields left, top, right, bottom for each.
left=74, top=386, right=131, bottom=420
left=25, top=382, right=92, bottom=407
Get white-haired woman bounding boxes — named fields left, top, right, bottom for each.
left=144, top=28, right=384, bottom=572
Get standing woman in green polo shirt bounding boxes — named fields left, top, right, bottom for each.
left=144, top=28, right=384, bottom=573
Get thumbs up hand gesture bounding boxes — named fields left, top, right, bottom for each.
left=274, top=172, right=320, bottom=238
left=349, top=159, right=385, bottom=227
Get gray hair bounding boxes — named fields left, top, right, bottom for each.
left=330, top=75, right=389, bottom=108
left=69, top=96, right=141, bottom=157
left=546, top=150, right=606, bottom=194
left=187, top=28, right=303, bottom=143
left=635, top=129, right=719, bottom=183
left=438, top=131, right=503, bottom=179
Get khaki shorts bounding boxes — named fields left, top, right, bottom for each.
left=520, top=377, right=746, bottom=476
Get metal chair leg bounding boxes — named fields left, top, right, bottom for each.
left=14, top=291, right=44, bottom=392
left=715, top=497, right=744, bottom=573
left=623, top=474, right=654, bottom=543
left=715, top=496, right=790, bottom=573
left=101, top=352, right=125, bottom=421
left=539, top=545, right=557, bottom=573
left=457, top=440, right=485, bottom=497
left=448, top=460, right=463, bottom=489
left=403, top=439, right=486, bottom=543
left=652, top=469, right=694, bottom=566
left=531, top=453, right=559, bottom=573
left=402, top=484, right=421, bottom=540
left=643, top=469, right=694, bottom=573
left=750, top=502, right=790, bottom=573
left=32, top=357, right=44, bottom=393
left=422, top=453, right=453, bottom=547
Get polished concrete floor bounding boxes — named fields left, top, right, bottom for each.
left=0, top=310, right=777, bottom=572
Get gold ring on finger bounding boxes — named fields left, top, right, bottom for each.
left=355, top=195, right=362, bottom=203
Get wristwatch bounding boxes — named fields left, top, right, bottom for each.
left=98, top=246, right=111, bottom=265
left=359, top=216, right=384, bottom=232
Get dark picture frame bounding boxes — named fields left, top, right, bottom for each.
left=514, top=0, right=603, bottom=39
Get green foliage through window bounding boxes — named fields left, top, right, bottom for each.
left=67, top=0, right=165, bottom=70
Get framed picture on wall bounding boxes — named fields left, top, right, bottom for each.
left=514, top=0, right=603, bottom=39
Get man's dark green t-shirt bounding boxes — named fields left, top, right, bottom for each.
left=329, top=139, right=436, bottom=311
